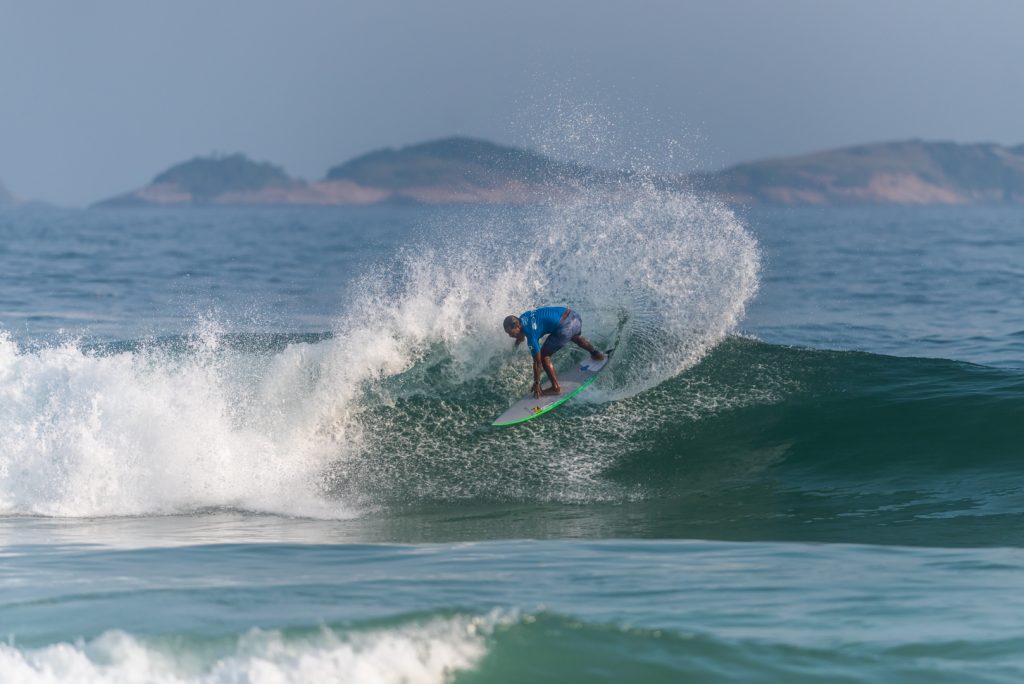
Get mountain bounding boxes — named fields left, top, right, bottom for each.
left=700, top=140, right=1024, bottom=205
left=323, top=137, right=596, bottom=202
left=95, top=154, right=305, bottom=207
left=93, top=138, right=597, bottom=208
left=92, top=138, right=1024, bottom=208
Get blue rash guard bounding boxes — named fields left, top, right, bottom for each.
left=519, top=306, right=569, bottom=356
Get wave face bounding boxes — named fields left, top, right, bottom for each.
left=329, top=335, right=1024, bottom=546
left=593, top=338, right=1024, bottom=546
left=0, top=181, right=760, bottom=521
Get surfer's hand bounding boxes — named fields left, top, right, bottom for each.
left=533, top=382, right=542, bottom=398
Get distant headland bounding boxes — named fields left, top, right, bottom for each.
left=700, top=140, right=1024, bottom=205
left=93, top=138, right=597, bottom=208
left=90, top=137, right=1024, bottom=208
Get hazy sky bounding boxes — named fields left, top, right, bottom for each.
left=2, top=0, right=1023, bottom=205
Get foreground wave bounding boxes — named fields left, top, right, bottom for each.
left=8, top=611, right=1020, bottom=684
left=5, top=540, right=1024, bottom=683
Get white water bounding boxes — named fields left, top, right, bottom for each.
left=0, top=330, right=347, bottom=518
left=0, top=613, right=505, bottom=684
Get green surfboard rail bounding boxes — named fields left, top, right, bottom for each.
left=492, top=374, right=599, bottom=427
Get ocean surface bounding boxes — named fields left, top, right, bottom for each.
left=1, top=194, right=1023, bottom=682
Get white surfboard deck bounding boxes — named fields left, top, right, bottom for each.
left=492, top=350, right=613, bottom=427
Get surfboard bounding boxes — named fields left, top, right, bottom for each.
left=492, top=349, right=613, bottom=427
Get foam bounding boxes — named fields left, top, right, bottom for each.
left=0, top=614, right=500, bottom=683
left=0, top=330, right=348, bottom=519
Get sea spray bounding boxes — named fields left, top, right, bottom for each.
left=0, top=186, right=759, bottom=517
left=325, top=176, right=760, bottom=505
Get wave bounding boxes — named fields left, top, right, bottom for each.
left=0, top=180, right=760, bottom=519
left=4, top=610, right=1018, bottom=683
left=335, top=335, right=1024, bottom=540
left=4, top=317, right=1023, bottom=532
left=0, top=612, right=498, bottom=684
left=611, top=336, right=1024, bottom=482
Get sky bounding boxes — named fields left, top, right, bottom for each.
left=2, top=0, right=1023, bottom=206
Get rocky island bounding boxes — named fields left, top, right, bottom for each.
left=93, top=137, right=1024, bottom=208
left=95, top=154, right=303, bottom=207
left=702, top=140, right=1024, bottom=205
left=94, top=138, right=595, bottom=208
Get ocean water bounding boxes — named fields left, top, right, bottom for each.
left=1, top=195, right=1023, bottom=682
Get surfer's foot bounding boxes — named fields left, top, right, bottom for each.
left=542, top=386, right=562, bottom=396
left=591, top=351, right=606, bottom=361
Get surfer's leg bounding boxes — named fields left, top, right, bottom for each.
left=540, top=329, right=570, bottom=394
left=540, top=352, right=561, bottom=394
left=571, top=335, right=605, bottom=361
left=566, top=312, right=604, bottom=360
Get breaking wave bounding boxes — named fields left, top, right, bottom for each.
left=0, top=179, right=760, bottom=518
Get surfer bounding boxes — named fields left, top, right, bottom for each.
left=503, top=307, right=605, bottom=398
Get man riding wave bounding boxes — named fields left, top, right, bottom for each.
left=503, top=306, right=605, bottom=399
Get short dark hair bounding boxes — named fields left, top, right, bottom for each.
left=503, top=315, right=520, bottom=333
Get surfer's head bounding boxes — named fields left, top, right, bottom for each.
left=503, top=315, right=523, bottom=340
